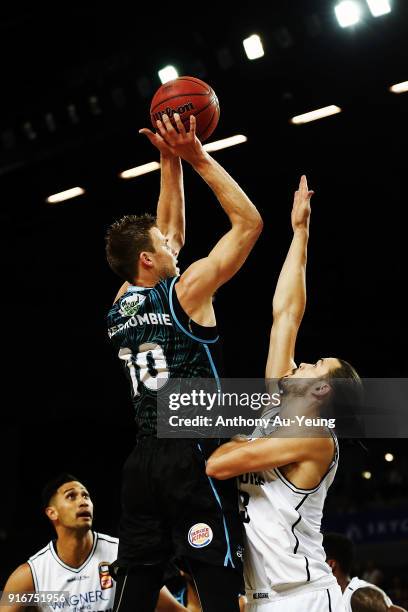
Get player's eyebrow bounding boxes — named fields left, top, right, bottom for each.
left=63, top=487, right=76, bottom=495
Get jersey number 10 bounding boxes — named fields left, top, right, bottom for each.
left=118, top=343, right=170, bottom=395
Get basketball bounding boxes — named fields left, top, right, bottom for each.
left=150, top=76, right=220, bottom=142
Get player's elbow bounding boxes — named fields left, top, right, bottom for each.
left=246, top=211, right=263, bottom=236
left=206, top=460, right=229, bottom=480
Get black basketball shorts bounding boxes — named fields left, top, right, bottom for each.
left=116, top=437, right=244, bottom=572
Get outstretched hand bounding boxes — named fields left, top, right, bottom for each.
left=291, top=175, right=314, bottom=232
left=139, top=113, right=206, bottom=166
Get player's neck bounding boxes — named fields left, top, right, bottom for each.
left=55, top=528, right=94, bottom=569
left=132, top=271, right=158, bottom=288
left=279, top=396, right=319, bottom=421
left=338, top=573, right=351, bottom=593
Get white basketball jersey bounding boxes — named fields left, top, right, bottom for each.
left=239, top=432, right=339, bottom=596
left=28, top=532, right=118, bottom=612
left=343, top=577, right=392, bottom=611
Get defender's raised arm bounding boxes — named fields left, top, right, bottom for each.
left=265, top=175, right=314, bottom=380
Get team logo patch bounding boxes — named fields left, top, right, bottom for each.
left=188, top=523, right=213, bottom=548
left=98, top=562, right=113, bottom=589
left=119, top=293, right=146, bottom=317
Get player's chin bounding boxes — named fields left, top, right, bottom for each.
left=76, top=516, right=93, bottom=526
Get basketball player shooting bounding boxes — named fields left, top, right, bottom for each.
left=206, top=176, right=363, bottom=611
left=105, top=112, right=263, bottom=611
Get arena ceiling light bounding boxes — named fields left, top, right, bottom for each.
left=389, top=80, right=408, bottom=94
left=290, top=105, right=342, bottom=125
left=120, top=136, right=247, bottom=180
left=361, top=471, right=372, bottom=480
left=335, top=1, right=362, bottom=27
left=158, top=66, right=178, bottom=84
left=120, top=162, right=160, bottom=179
left=203, top=135, right=247, bottom=152
left=366, top=0, right=391, bottom=16
left=243, top=35, right=264, bottom=60
left=46, top=187, right=85, bottom=204
left=384, top=453, right=394, bottom=462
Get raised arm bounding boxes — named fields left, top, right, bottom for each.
left=114, top=118, right=185, bottom=302
left=265, top=175, right=313, bottom=380
left=161, top=115, right=263, bottom=322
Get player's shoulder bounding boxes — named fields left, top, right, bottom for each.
left=94, top=532, right=119, bottom=547
left=28, top=542, right=50, bottom=562
left=3, top=562, right=35, bottom=591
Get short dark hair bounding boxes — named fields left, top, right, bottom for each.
left=322, top=532, right=354, bottom=575
left=41, top=473, right=82, bottom=508
left=351, top=587, right=388, bottom=612
left=105, top=214, right=157, bottom=282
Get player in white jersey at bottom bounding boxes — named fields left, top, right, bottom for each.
left=0, top=474, right=188, bottom=612
left=206, top=176, right=363, bottom=610
left=323, top=533, right=407, bottom=612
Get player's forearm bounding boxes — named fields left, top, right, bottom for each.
left=272, top=228, right=309, bottom=320
left=156, top=154, right=185, bottom=253
left=208, top=438, right=249, bottom=461
left=192, top=153, right=262, bottom=231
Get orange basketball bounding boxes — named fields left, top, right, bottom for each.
left=150, top=76, right=220, bottom=142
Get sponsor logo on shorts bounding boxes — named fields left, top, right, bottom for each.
left=119, top=294, right=146, bottom=317
left=188, top=523, right=213, bottom=548
left=253, top=592, right=269, bottom=600
left=98, top=562, right=113, bottom=589
left=236, top=545, right=244, bottom=559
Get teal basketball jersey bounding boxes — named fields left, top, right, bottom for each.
left=107, top=276, right=222, bottom=436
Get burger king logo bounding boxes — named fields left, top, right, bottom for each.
left=188, top=523, right=213, bottom=548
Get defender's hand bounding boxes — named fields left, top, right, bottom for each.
left=291, top=175, right=314, bottom=232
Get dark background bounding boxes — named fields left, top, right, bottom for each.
left=0, top=0, right=407, bottom=601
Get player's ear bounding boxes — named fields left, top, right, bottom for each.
left=140, top=251, right=153, bottom=269
left=312, top=382, right=331, bottom=399
left=45, top=505, right=58, bottom=522
left=326, top=558, right=336, bottom=571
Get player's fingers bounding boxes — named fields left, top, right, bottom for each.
left=139, top=129, right=161, bottom=146
left=138, top=128, right=154, bottom=138
left=189, top=114, right=196, bottom=137
left=155, top=119, right=168, bottom=138
left=161, top=113, right=176, bottom=134
left=173, top=112, right=186, bottom=135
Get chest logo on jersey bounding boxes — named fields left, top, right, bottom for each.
left=119, top=294, right=146, bottom=317
left=98, top=562, right=113, bottom=590
left=188, top=523, right=213, bottom=548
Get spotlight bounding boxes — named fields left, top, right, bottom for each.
left=158, top=66, right=179, bottom=84
left=46, top=187, right=85, bottom=204
left=120, top=162, right=160, bottom=179
left=366, top=0, right=391, bottom=16
left=385, top=453, right=394, bottom=462
left=290, top=105, right=341, bottom=125
left=243, top=35, right=264, bottom=60
left=390, top=81, right=408, bottom=94
left=335, top=1, right=362, bottom=27
left=362, top=471, right=372, bottom=480
left=203, top=135, right=247, bottom=153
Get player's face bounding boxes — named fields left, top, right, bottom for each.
left=285, top=357, right=341, bottom=379
left=50, top=481, right=94, bottom=530
left=150, top=227, right=179, bottom=278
